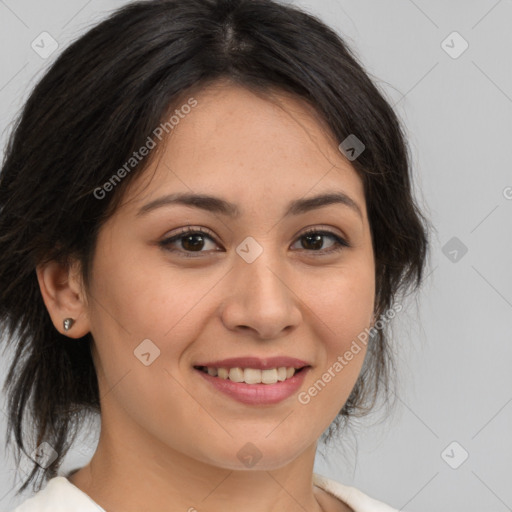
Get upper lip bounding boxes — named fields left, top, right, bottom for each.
left=194, top=357, right=310, bottom=370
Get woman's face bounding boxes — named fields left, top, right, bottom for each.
left=83, top=82, right=375, bottom=470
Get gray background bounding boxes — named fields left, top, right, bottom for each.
left=1, top=0, right=511, bottom=510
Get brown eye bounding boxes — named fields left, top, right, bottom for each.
left=179, top=233, right=209, bottom=251
left=292, top=229, right=349, bottom=254
left=159, top=228, right=221, bottom=256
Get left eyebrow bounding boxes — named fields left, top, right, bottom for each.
left=136, top=191, right=363, bottom=220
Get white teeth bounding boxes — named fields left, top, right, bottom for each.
left=261, top=369, right=278, bottom=384
left=244, top=368, right=262, bottom=384
left=277, top=367, right=287, bottom=382
left=217, top=368, right=229, bottom=379
left=228, top=367, right=244, bottom=382
left=201, top=366, right=299, bottom=384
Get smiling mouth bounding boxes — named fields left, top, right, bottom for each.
left=193, top=365, right=308, bottom=385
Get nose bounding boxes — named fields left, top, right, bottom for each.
left=220, top=245, right=302, bottom=340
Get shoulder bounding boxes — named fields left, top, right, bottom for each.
left=313, top=473, right=401, bottom=512
left=8, top=476, right=105, bottom=512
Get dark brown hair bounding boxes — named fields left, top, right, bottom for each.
left=0, top=0, right=429, bottom=494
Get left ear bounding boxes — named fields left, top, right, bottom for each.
left=35, top=257, right=91, bottom=338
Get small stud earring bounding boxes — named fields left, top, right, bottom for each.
left=63, top=318, right=75, bottom=331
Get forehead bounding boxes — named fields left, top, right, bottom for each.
left=121, top=82, right=366, bottom=217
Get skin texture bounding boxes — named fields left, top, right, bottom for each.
left=37, top=82, right=376, bottom=512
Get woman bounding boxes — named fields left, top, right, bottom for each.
left=0, top=0, right=429, bottom=510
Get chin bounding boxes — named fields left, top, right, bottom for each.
left=194, top=438, right=310, bottom=472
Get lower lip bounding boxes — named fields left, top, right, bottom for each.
left=194, top=367, right=310, bottom=405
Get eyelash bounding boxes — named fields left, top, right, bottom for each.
left=158, top=226, right=350, bottom=258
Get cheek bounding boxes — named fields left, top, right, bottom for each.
left=89, top=246, right=192, bottom=337
left=298, top=263, right=374, bottom=404
left=306, top=261, right=375, bottom=338
left=87, top=252, right=219, bottom=386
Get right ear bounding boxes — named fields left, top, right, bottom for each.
left=36, top=258, right=91, bottom=338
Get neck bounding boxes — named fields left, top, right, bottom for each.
left=68, top=421, right=331, bottom=512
